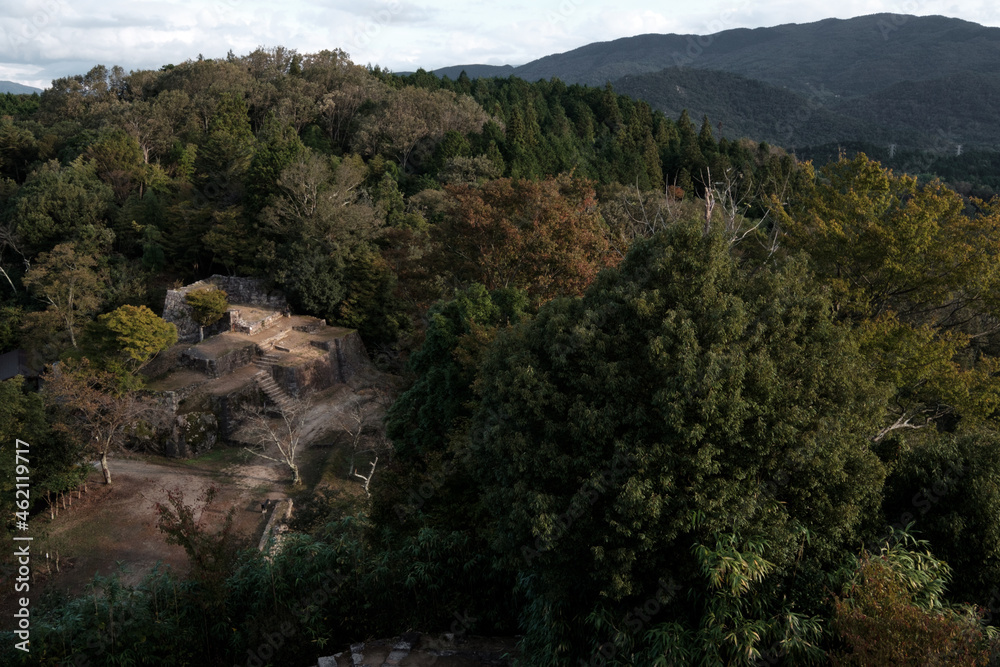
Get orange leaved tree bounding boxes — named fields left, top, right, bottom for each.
left=434, top=174, right=614, bottom=302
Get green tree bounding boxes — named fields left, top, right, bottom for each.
left=262, top=154, right=383, bottom=320
left=778, top=154, right=1000, bottom=325
left=0, top=377, right=81, bottom=543
left=384, top=283, right=528, bottom=460
left=0, top=116, right=39, bottom=182
left=467, top=222, right=888, bottom=661
left=85, top=304, right=178, bottom=370
left=195, top=92, right=254, bottom=199
left=9, top=159, right=114, bottom=256
left=184, top=288, right=229, bottom=327
left=84, top=128, right=148, bottom=203
left=244, top=112, right=306, bottom=213
left=881, top=431, right=1000, bottom=608
left=22, top=242, right=105, bottom=349
left=776, top=154, right=1000, bottom=436
left=0, top=304, right=23, bottom=352
left=334, top=245, right=408, bottom=346
left=185, top=288, right=229, bottom=342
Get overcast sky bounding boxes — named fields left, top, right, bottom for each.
left=1, top=0, right=997, bottom=89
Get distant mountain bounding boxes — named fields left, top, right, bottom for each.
left=612, top=68, right=917, bottom=149
left=826, top=72, right=1000, bottom=149
left=0, top=81, right=41, bottom=94
left=509, top=15, right=1000, bottom=96
left=430, top=15, right=1000, bottom=150
left=432, top=64, right=516, bottom=80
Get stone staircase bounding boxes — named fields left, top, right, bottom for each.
left=311, top=633, right=515, bottom=666
left=315, top=635, right=416, bottom=667
left=253, top=354, right=293, bottom=410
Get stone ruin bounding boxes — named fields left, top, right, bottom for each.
left=142, top=278, right=371, bottom=458
left=163, top=275, right=289, bottom=343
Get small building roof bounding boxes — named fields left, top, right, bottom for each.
left=0, top=349, right=31, bottom=381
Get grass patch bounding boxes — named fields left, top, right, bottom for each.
left=175, top=446, right=245, bottom=471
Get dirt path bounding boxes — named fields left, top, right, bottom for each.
left=22, top=449, right=282, bottom=598
left=0, top=372, right=397, bottom=632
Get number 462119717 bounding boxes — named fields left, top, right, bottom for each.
left=15, top=439, right=29, bottom=523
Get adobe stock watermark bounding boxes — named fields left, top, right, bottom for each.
left=580, top=577, right=683, bottom=667
left=4, top=0, right=67, bottom=55
left=929, top=128, right=963, bottom=157
left=671, top=0, right=753, bottom=69
left=349, top=1, right=404, bottom=52
left=12, top=438, right=32, bottom=654
left=774, top=83, right=834, bottom=146
left=877, top=0, right=927, bottom=40
left=521, top=450, right=636, bottom=565
left=544, top=0, right=585, bottom=27
left=865, top=460, right=965, bottom=555
left=212, top=0, right=241, bottom=16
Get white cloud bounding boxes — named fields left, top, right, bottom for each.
left=0, top=0, right=997, bottom=87
left=594, top=9, right=681, bottom=38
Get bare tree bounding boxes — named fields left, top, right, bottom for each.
left=602, top=166, right=788, bottom=262
left=338, top=390, right=392, bottom=496
left=600, top=178, right=706, bottom=259
left=44, top=359, right=151, bottom=485
left=238, top=395, right=312, bottom=486
left=0, top=216, right=26, bottom=293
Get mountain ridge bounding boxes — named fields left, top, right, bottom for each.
left=0, top=80, right=41, bottom=94
left=430, top=14, right=1000, bottom=150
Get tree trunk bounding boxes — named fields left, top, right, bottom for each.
left=199, top=326, right=204, bottom=342
left=100, top=451, right=112, bottom=485
left=290, top=462, right=301, bottom=486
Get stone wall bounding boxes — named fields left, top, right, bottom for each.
left=335, top=331, right=370, bottom=383
left=162, top=412, right=218, bottom=458
left=273, top=331, right=370, bottom=397
left=180, top=341, right=257, bottom=378
left=163, top=276, right=288, bottom=343
left=210, top=275, right=287, bottom=310
left=135, top=392, right=218, bottom=459
left=233, top=310, right=284, bottom=336
left=211, top=382, right=262, bottom=441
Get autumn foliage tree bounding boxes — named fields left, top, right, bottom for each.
left=777, top=154, right=1000, bottom=437
left=435, top=175, right=614, bottom=302
left=43, top=358, right=148, bottom=485
left=831, top=533, right=996, bottom=665
left=155, top=485, right=243, bottom=589
left=778, top=154, right=1000, bottom=325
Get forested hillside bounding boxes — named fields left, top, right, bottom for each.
left=4, top=46, right=1000, bottom=665
left=437, top=15, right=1000, bottom=157
left=503, top=15, right=1000, bottom=96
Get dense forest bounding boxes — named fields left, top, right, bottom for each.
left=3, top=46, right=1000, bottom=665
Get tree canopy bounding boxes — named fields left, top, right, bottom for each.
left=184, top=288, right=229, bottom=328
